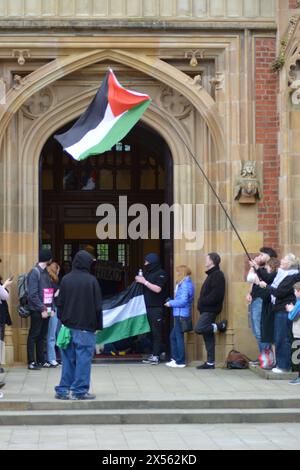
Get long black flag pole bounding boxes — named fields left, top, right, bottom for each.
left=152, top=103, right=252, bottom=261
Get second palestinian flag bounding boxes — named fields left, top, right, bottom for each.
left=96, top=283, right=150, bottom=346
left=54, top=69, right=151, bottom=161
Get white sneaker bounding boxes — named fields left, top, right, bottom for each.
left=174, top=364, right=186, bottom=369
left=0, top=392, right=3, bottom=399
left=50, top=361, right=59, bottom=367
left=166, top=360, right=176, bottom=368
left=272, top=367, right=285, bottom=374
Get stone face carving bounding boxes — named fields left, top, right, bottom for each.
left=22, top=88, right=54, bottom=117
left=234, top=162, right=261, bottom=204
left=12, top=49, right=30, bottom=66
left=160, top=86, right=192, bottom=119
left=290, top=79, right=300, bottom=104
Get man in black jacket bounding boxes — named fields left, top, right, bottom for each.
left=195, top=253, right=227, bottom=370
left=55, top=251, right=102, bottom=401
left=27, top=249, right=54, bottom=371
left=135, top=253, right=168, bottom=365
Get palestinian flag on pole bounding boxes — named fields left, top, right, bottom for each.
left=96, top=283, right=150, bottom=346
left=54, top=69, right=151, bottom=161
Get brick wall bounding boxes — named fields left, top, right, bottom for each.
left=255, top=38, right=280, bottom=251
left=289, top=0, right=298, bottom=8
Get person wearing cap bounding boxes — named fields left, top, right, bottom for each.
left=27, top=248, right=54, bottom=371
left=247, top=247, right=278, bottom=361
left=135, top=253, right=168, bottom=365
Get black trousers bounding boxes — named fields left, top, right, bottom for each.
left=27, top=312, right=49, bottom=364
left=195, top=312, right=218, bottom=364
left=147, top=307, right=164, bottom=358
left=0, top=322, right=5, bottom=365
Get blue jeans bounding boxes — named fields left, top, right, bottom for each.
left=170, top=317, right=186, bottom=365
left=47, top=314, right=58, bottom=363
left=250, top=298, right=272, bottom=353
left=274, top=312, right=292, bottom=371
left=55, top=329, right=96, bottom=397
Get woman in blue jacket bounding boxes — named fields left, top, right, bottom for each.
left=165, top=266, right=195, bottom=368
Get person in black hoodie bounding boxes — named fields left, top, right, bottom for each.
left=135, top=253, right=168, bottom=365
left=195, top=253, right=227, bottom=370
left=55, top=251, right=102, bottom=401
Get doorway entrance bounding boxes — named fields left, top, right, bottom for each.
left=40, top=122, right=174, bottom=359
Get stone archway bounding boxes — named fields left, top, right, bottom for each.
left=1, top=51, right=224, bottom=364
left=12, top=82, right=203, bottom=364
left=0, top=49, right=225, bottom=159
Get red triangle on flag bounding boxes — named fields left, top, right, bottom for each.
left=108, top=70, right=150, bottom=117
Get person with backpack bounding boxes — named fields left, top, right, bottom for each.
left=27, top=249, right=54, bottom=371
left=46, top=262, right=61, bottom=368
left=55, top=251, right=102, bottom=401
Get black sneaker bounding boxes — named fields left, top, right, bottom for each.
left=143, top=355, right=160, bottom=365
left=0, top=381, right=5, bottom=389
left=217, top=320, right=228, bottom=333
left=0, top=367, right=5, bottom=374
left=28, top=362, right=41, bottom=371
left=197, top=363, right=215, bottom=370
left=38, top=362, right=52, bottom=369
left=71, top=393, right=96, bottom=401
left=55, top=393, right=70, bottom=401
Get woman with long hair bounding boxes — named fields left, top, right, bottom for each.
left=46, top=262, right=61, bottom=368
left=165, top=266, right=195, bottom=368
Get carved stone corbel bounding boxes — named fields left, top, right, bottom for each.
left=13, top=75, right=27, bottom=90
left=210, top=72, right=225, bottom=91
left=234, top=162, right=261, bottom=204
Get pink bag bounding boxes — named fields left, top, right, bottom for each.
left=259, top=349, right=275, bottom=370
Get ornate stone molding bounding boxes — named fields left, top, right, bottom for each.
left=290, top=79, right=300, bottom=104
left=234, top=162, right=261, bottom=204
left=159, top=86, right=192, bottom=119
left=22, top=87, right=54, bottom=118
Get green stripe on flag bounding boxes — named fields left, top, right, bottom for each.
left=96, top=313, right=150, bottom=346
left=77, top=99, right=151, bottom=161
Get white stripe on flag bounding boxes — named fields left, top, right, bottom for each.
left=65, top=104, right=125, bottom=160
left=103, top=295, right=147, bottom=329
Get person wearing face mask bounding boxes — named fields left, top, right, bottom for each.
left=135, top=253, right=168, bottom=366
left=27, top=249, right=54, bottom=371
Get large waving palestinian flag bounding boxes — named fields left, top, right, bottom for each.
left=54, top=69, right=151, bottom=161
left=96, top=283, right=150, bottom=346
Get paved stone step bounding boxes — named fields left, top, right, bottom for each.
left=1, top=408, right=300, bottom=426
left=1, top=398, right=300, bottom=412
left=249, top=365, right=299, bottom=380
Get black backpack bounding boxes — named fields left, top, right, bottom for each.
left=17, top=267, right=40, bottom=319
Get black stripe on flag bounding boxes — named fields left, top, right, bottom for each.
left=54, top=71, right=109, bottom=149
left=102, top=283, right=144, bottom=311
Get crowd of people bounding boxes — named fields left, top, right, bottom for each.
left=1, top=243, right=300, bottom=400
left=246, top=247, right=300, bottom=385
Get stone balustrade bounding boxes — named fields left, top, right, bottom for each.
left=0, top=0, right=276, bottom=21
